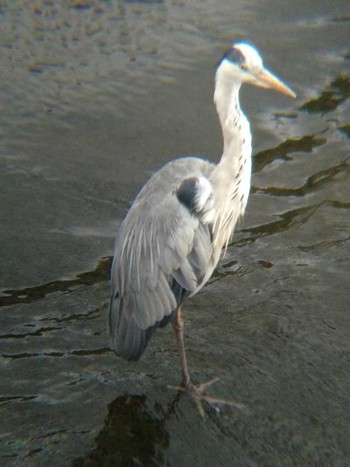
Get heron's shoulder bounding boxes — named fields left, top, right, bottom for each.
left=161, top=156, right=214, bottom=174
left=121, top=156, right=214, bottom=227
left=141, top=156, right=214, bottom=194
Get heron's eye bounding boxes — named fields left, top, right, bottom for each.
left=240, top=63, right=248, bottom=71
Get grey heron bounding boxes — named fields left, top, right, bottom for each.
left=109, top=42, right=295, bottom=406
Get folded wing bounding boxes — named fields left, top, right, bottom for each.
left=109, top=160, right=215, bottom=360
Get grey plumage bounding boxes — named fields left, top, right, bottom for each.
left=109, top=42, right=296, bottom=365
left=110, top=157, right=215, bottom=360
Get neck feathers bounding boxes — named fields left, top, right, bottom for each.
left=210, top=68, right=252, bottom=252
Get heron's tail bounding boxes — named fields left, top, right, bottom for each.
left=109, top=293, right=173, bottom=361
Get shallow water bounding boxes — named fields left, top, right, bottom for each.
left=1, top=1, right=349, bottom=465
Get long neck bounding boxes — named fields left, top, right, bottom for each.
left=210, top=70, right=252, bottom=253
left=214, top=72, right=251, bottom=167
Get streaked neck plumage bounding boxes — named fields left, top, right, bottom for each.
left=210, top=67, right=252, bottom=253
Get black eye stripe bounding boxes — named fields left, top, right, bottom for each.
left=223, top=47, right=245, bottom=65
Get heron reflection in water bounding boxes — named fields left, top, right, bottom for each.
left=109, top=42, right=296, bottom=411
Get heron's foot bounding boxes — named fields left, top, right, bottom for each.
left=168, top=377, right=245, bottom=417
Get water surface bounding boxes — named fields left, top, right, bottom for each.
left=1, top=0, right=349, bottom=465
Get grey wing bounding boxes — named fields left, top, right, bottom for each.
left=109, top=164, right=215, bottom=361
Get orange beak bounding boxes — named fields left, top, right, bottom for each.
left=254, top=68, right=296, bottom=98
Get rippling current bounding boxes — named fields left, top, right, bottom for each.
left=1, top=1, right=349, bottom=465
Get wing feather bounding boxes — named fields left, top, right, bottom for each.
left=191, top=223, right=212, bottom=270
left=134, top=291, right=153, bottom=329
left=109, top=157, right=215, bottom=360
left=157, top=271, right=178, bottom=312
left=172, top=258, right=198, bottom=291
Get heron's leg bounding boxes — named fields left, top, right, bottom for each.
left=170, top=306, right=246, bottom=417
left=173, top=305, right=219, bottom=396
left=174, top=306, right=191, bottom=388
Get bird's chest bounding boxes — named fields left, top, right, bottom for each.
left=226, top=135, right=252, bottom=216
left=236, top=152, right=251, bottom=217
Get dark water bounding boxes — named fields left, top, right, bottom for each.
left=1, top=1, right=349, bottom=465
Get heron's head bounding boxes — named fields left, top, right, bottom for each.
left=218, top=42, right=296, bottom=98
